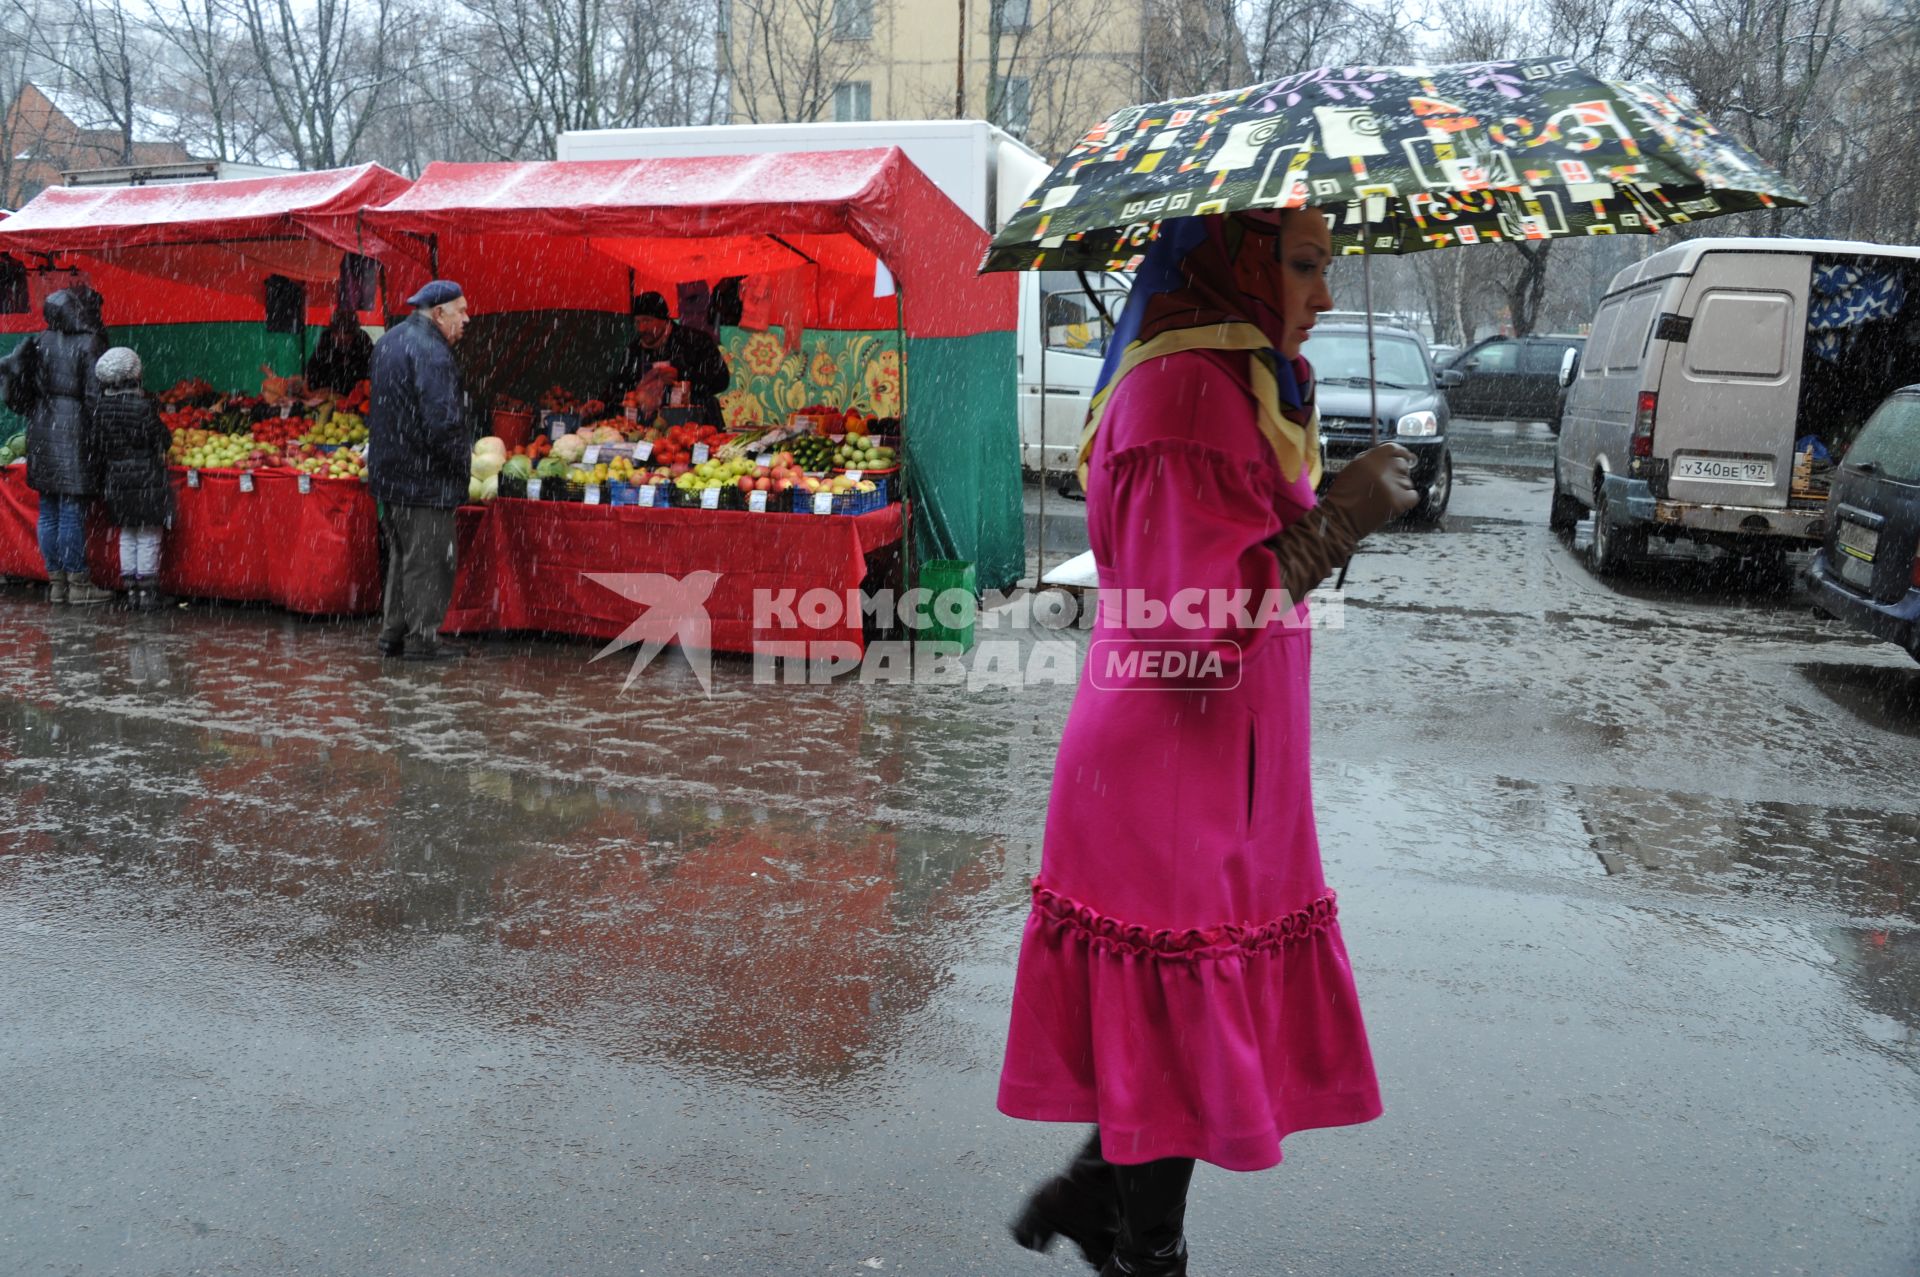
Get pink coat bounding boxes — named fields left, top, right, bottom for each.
left=998, top=348, right=1382, bottom=1171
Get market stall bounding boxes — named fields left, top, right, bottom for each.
left=361, top=149, right=1020, bottom=652
left=0, top=166, right=410, bottom=610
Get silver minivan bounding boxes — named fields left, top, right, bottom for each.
left=1551, top=237, right=1920, bottom=574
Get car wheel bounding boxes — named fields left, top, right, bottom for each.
left=1548, top=466, right=1583, bottom=533
left=1588, top=491, right=1644, bottom=576
left=1411, top=450, right=1452, bottom=523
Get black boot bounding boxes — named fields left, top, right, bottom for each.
left=1011, top=1129, right=1119, bottom=1270
left=1099, top=1156, right=1194, bottom=1276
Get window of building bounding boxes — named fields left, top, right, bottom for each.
left=996, top=76, right=1032, bottom=138
left=834, top=81, right=872, bottom=122
left=832, top=0, right=872, bottom=39
left=993, top=0, right=1031, bottom=31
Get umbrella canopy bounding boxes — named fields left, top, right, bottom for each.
left=983, top=56, right=1804, bottom=272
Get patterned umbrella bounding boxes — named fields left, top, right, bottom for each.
left=981, top=55, right=1804, bottom=273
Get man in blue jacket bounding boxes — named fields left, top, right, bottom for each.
left=368, top=279, right=471, bottom=661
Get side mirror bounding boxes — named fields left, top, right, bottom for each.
left=1559, top=348, right=1580, bottom=388
left=1439, top=368, right=1466, bottom=389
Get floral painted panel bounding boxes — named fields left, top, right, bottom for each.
left=716, top=327, right=901, bottom=429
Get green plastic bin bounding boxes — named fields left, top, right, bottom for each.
left=918, top=559, right=977, bottom=652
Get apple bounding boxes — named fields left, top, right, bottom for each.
left=736, top=476, right=754, bottom=492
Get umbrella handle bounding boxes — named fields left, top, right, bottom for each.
left=1334, top=556, right=1350, bottom=592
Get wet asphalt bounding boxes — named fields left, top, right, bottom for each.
left=3, top=436, right=1917, bottom=1275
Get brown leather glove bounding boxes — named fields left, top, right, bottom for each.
left=1323, top=443, right=1421, bottom=538
left=1264, top=444, right=1420, bottom=598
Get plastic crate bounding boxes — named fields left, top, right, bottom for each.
left=497, top=472, right=528, bottom=499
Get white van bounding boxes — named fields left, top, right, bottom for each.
left=1550, top=237, right=1920, bottom=574
left=556, top=121, right=1119, bottom=480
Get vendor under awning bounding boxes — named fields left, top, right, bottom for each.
left=602, top=291, right=730, bottom=426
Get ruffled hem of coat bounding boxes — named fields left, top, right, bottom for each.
left=1029, top=881, right=1339, bottom=963
left=999, top=879, right=1382, bottom=1172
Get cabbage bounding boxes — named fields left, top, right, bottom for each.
left=468, top=476, right=484, bottom=501
left=473, top=436, right=508, bottom=463
left=480, top=475, right=498, bottom=500
left=503, top=456, right=533, bottom=480
left=470, top=451, right=505, bottom=480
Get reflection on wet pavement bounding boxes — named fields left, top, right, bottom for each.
left=2, top=465, right=1917, bottom=1274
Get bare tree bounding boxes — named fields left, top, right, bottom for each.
left=722, top=0, right=883, bottom=122
left=233, top=0, right=411, bottom=168
left=11, top=0, right=149, bottom=166
left=979, top=0, right=1121, bottom=153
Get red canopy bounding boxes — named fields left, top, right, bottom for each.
left=0, top=164, right=411, bottom=255
left=361, top=150, right=1014, bottom=339
left=0, top=165, right=413, bottom=330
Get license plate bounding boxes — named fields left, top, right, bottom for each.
left=1673, top=455, right=1774, bottom=485
left=1836, top=521, right=1879, bottom=562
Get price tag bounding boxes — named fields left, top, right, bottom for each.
left=298, top=474, right=312, bottom=495
left=748, top=490, right=768, bottom=513
left=700, top=486, right=720, bottom=510
left=527, top=478, right=543, bottom=500
left=279, top=403, right=292, bottom=418
left=638, top=484, right=657, bottom=507
left=583, top=445, right=601, bottom=465
left=585, top=485, right=601, bottom=505
left=239, top=472, right=254, bottom=493
left=844, top=469, right=864, bottom=483
left=187, top=469, right=200, bottom=489
left=624, top=405, right=638, bottom=423
left=634, top=440, right=653, bottom=462
left=692, top=443, right=710, bottom=463
left=812, top=491, right=833, bottom=515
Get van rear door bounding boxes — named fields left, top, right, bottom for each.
left=1655, top=252, right=1811, bottom=511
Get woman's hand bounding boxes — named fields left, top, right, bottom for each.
left=1321, top=443, right=1419, bottom=539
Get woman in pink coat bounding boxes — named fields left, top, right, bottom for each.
left=1001, top=208, right=1419, bottom=1276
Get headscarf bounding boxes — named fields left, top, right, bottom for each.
left=1077, top=215, right=1320, bottom=488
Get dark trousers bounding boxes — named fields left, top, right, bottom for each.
left=378, top=504, right=456, bottom=651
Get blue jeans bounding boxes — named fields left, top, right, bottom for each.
left=37, top=493, right=88, bottom=575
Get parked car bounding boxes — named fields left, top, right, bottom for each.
left=1311, top=320, right=1457, bottom=522
left=1429, top=342, right=1460, bottom=367
left=1442, top=334, right=1586, bottom=427
left=1805, top=384, right=1920, bottom=662
left=1551, top=236, right=1920, bottom=576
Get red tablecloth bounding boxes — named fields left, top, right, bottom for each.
left=445, top=498, right=906, bottom=654
left=0, top=463, right=380, bottom=614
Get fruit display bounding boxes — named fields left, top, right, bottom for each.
left=160, top=377, right=219, bottom=406
left=170, top=429, right=276, bottom=470
left=300, top=412, right=367, bottom=446
left=251, top=417, right=310, bottom=449
left=290, top=449, right=366, bottom=481
left=673, top=456, right=761, bottom=494
left=833, top=431, right=896, bottom=470
left=161, top=405, right=218, bottom=433
left=540, top=385, right=579, bottom=413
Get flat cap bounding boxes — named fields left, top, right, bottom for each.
left=406, top=279, right=464, bottom=308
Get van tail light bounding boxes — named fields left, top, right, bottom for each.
left=1631, top=391, right=1657, bottom=459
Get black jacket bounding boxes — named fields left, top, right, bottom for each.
left=367, top=311, right=470, bottom=510
left=94, top=389, right=174, bottom=528
left=602, top=322, right=730, bottom=426
left=306, top=324, right=373, bottom=393
left=6, top=291, right=108, bottom=496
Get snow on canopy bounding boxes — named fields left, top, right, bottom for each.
left=362, top=149, right=1014, bottom=339
left=0, top=165, right=413, bottom=326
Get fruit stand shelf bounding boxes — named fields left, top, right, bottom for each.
left=443, top=498, right=906, bottom=655
left=0, top=464, right=381, bottom=615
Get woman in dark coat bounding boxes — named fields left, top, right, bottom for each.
left=93, top=347, right=173, bottom=611
left=305, top=305, right=374, bottom=393
left=0, top=289, right=110, bottom=604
